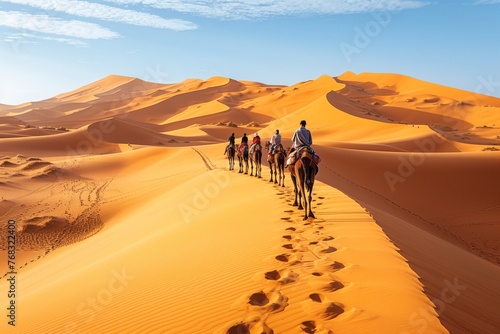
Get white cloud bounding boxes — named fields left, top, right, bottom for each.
left=4, top=32, right=89, bottom=47
left=0, top=11, right=119, bottom=39
left=3, top=34, right=39, bottom=46
left=103, top=0, right=429, bottom=19
left=2, top=0, right=197, bottom=30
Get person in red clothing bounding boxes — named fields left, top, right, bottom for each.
left=250, top=132, right=261, bottom=154
left=253, top=132, right=261, bottom=145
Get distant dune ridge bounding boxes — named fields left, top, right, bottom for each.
left=0, top=72, right=499, bottom=333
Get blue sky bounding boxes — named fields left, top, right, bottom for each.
left=0, top=0, right=499, bottom=105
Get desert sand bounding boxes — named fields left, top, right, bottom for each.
left=0, top=72, right=499, bottom=333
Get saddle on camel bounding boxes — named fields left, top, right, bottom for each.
left=287, top=146, right=321, bottom=167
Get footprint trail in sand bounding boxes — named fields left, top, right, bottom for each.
left=220, top=183, right=349, bottom=333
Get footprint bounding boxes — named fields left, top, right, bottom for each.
left=330, top=261, right=345, bottom=272
left=312, top=272, right=323, bottom=277
left=276, top=253, right=302, bottom=265
left=300, top=320, right=333, bottom=334
left=284, top=210, right=294, bottom=213
left=286, top=227, right=296, bottom=231
left=282, top=235, right=292, bottom=240
left=301, top=321, right=316, bottom=334
left=281, top=217, right=291, bottom=221
left=309, top=241, right=319, bottom=245
left=227, top=323, right=249, bottom=334
left=323, top=303, right=345, bottom=320
left=249, top=291, right=269, bottom=306
left=282, top=244, right=293, bottom=250
left=318, top=196, right=325, bottom=199
left=324, top=281, right=344, bottom=292
left=320, top=246, right=337, bottom=254
left=309, top=293, right=326, bottom=303
left=265, top=270, right=280, bottom=280
left=275, top=254, right=290, bottom=262
left=228, top=320, right=273, bottom=334
left=322, top=236, right=334, bottom=241
left=248, top=290, right=289, bottom=313
left=265, top=269, right=299, bottom=284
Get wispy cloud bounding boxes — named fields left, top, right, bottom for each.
left=0, top=11, right=119, bottom=39
left=0, top=0, right=427, bottom=48
left=2, top=0, right=197, bottom=31
left=103, top=0, right=429, bottom=19
left=4, top=32, right=89, bottom=47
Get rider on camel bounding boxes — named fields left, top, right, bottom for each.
left=238, top=133, right=249, bottom=154
left=292, top=120, right=312, bottom=150
left=269, top=129, right=282, bottom=155
left=287, top=120, right=313, bottom=166
left=224, top=132, right=235, bottom=154
left=250, top=132, right=261, bottom=154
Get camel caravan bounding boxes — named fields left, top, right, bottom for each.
left=224, top=120, right=320, bottom=220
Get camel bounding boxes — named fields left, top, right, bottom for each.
left=226, top=145, right=235, bottom=171
left=249, top=144, right=262, bottom=178
left=236, top=144, right=249, bottom=174
left=288, top=147, right=318, bottom=220
left=265, top=141, right=285, bottom=186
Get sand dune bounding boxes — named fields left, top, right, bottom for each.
left=0, top=71, right=499, bottom=334
left=0, top=146, right=448, bottom=334
left=0, top=103, right=13, bottom=111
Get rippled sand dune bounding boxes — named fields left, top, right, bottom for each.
left=1, top=72, right=499, bottom=333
